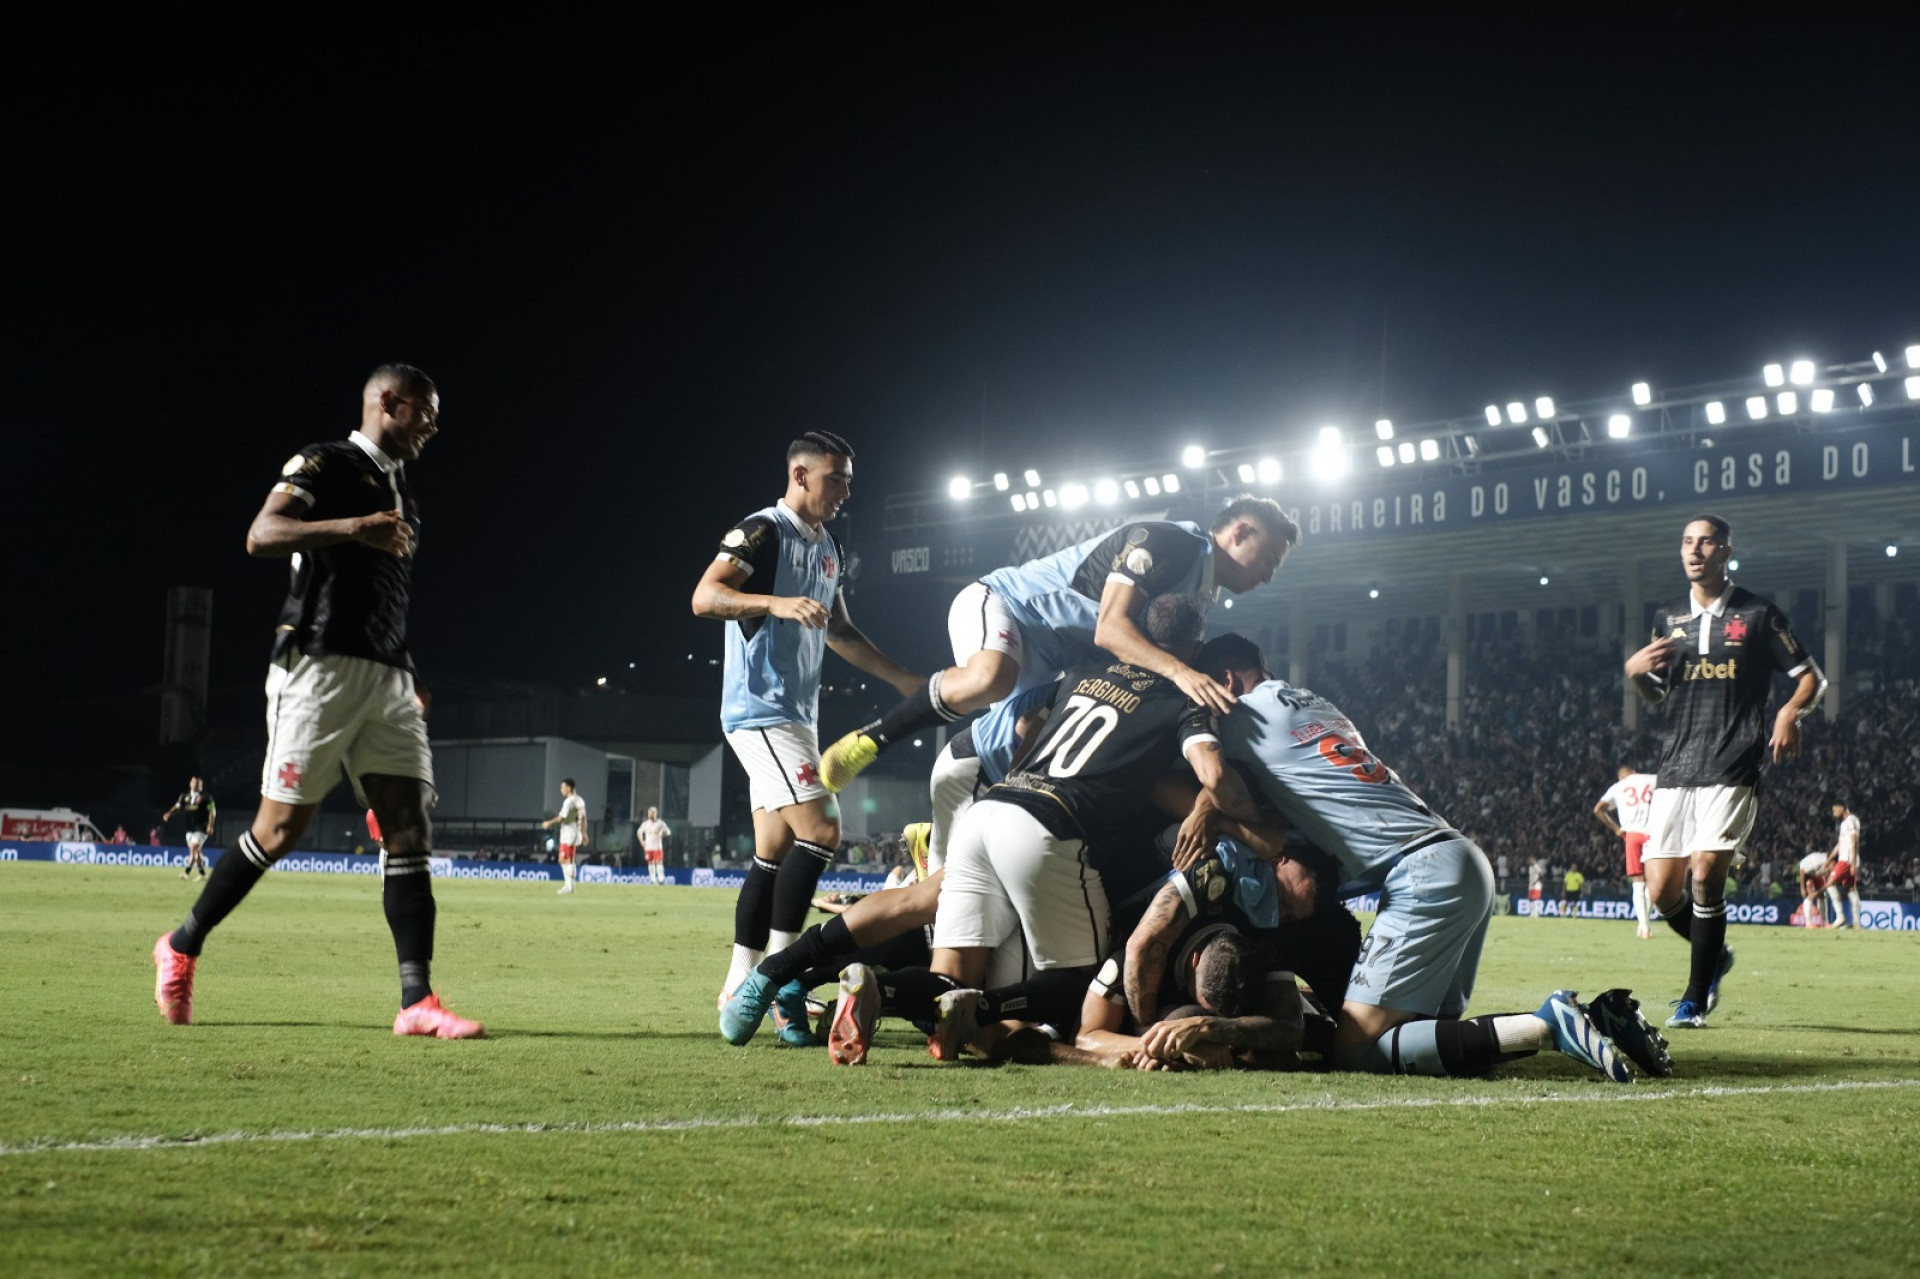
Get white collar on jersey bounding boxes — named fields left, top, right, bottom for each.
left=1687, top=582, right=1735, bottom=618
left=349, top=430, right=402, bottom=475
left=775, top=498, right=826, bottom=543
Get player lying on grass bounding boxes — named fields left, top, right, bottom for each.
left=1183, top=633, right=1673, bottom=1083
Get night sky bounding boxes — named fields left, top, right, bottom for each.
left=7, top=13, right=1915, bottom=748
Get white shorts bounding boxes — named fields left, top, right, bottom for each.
left=1644, top=785, right=1756, bottom=859
left=185, top=832, right=208, bottom=852
left=948, top=582, right=1023, bottom=665
left=926, top=738, right=989, bottom=875
left=262, top=648, right=434, bottom=806
left=932, top=800, right=1108, bottom=971
left=725, top=722, right=831, bottom=813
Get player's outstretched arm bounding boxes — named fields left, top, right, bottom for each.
left=1093, top=580, right=1234, bottom=715
left=824, top=593, right=922, bottom=697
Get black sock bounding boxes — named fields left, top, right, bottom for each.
left=383, top=866, right=437, bottom=1009
left=171, top=831, right=274, bottom=956
left=864, top=673, right=960, bottom=749
left=1684, top=889, right=1728, bottom=1006
left=760, top=916, right=853, bottom=987
left=770, top=841, right=834, bottom=934
left=1661, top=889, right=1694, bottom=942
left=734, top=856, right=780, bottom=950
left=880, top=967, right=958, bottom=1026
left=977, top=970, right=1090, bottom=1031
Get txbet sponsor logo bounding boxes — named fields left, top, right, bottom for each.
left=1684, top=658, right=1738, bottom=681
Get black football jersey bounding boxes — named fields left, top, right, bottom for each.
left=172, top=790, right=216, bottom=834
left=267, top=438, right=419, bottom=669
left=1648, top=585, right=1813, bottom=788
left=986, top=659, right=1214, bottom=849
left=1066, top=521, right=1210, bottom=603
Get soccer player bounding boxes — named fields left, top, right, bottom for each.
left=1560, top=866, right=1585, bottom=919
left=692, top=430, right=921, bottom=1031
left=152, top=364, right=483, bottom=1039
left=1625, top=514, right=1824, bottom=1028
left=1797, top=853, right=1829, bottom=928
left=1594, top=765, right=1658, bottom=938
left=638, top=807, right=671, bottom=885
left=162, top=776, right=216, bottom=881
left=1185, top=634, right=1667, bottom=1083
left=541, top=779, right=588, bottom=894
left=1823, top=801, right=1863, bottom=929
left=817, top=495, right=1299, bottom=791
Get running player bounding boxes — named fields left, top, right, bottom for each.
left=1823, top=801, right=1862, bottom=929
left=692, top=430, right=921, bottom=1035
left=162, top=777, right=216, bottom=880
left=152, top=364, right=482, bottom=1038
left=818, top=495, right=1298, bottom=791
left=1186, top=634, right=1667, bottom=1082
left=638, top=806, right=671, bottom=885
left=1625, top=514, right=1824, bottom=1028
left=1594, top=765, right=1658, bottom=938
left=541, top=779, right=588, bottom=894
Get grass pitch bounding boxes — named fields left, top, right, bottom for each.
left=2, top=865, right=1916, bottom=1277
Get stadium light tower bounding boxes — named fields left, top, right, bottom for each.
left=1534, top=396, right=1555, bottom=419
left=1631, top=382, right=1652, bottom=406
left=993, top=472, right=1010, bottom=491
left=1506, top=401, right=1528, bottom=424
left=947, top=476, right=971, bottom=500
left=1607, top=414, right=1632, bottom=438
left=1705, top=400, right=1727, bottom=424
left=1375, top=419, right=1394, bottom=440
left=1419, top=438, right=1440, bottom=461
left=1763, top=363, right=1785, bottom=387
left=1376, top=445, right=1395, bottom=467
left=1483, top=405, right=1502, bottom=427
left=1180, top=443, right=1207, bottom=469
left=1858, top=384, right=1875, bottom=407
left=1789, top=359, right=1815, bottom=386
left=1810, top=388, right=1835, bottom=413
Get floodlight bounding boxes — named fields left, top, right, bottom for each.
left=1319, top=426, right=1342, bottom=446
left=1789, top=359, right=1815, bottom=386
left=1729, top=559, right=1739, bottom=572
left=1705, top=400, right=1727, bottom=425
left=1908, top=346, right=1920, bottom=370
left=1907, top=376, right=1920, bottom=400
left=1530, top=426, right=1549, bottom=448
left=1810, top=388, right=1835, bottom=413
left=1024, top=468, right=1041, bottom=487
left=1024, top=490, right=1039, bottom=508
left=1162, top=473, right=1181, bottom=493
left=1463, top=434, right=1480, bottom=457
left=1397, top=442, right=1416, bottom=464
left=1539, top=577, right=1550, bottom=586
left=947, top=476, right=972, bottom=500
left=1181, top=444, right=1207, bottom=469
left=1745, top=396, right=1768, bottom=420
left=1763, top=364, right=1785, bottom=387
left=1042, top=488, right=1058, bottom=507
left=1419, top=439, right=1440, bottom=462
left=1888, top=545, right=1899, bottom=558
left=1094, top=478, right=1119, bottom=504
left=1484, top=405, right=1502, bottom=427
left=1607, top=414, right=1631, bottom=438
left=1632, top=382, right=1652, bottom=406
left=1872, top=351, right=1888, bottom=373
left=993, top=472, right=1010, bottom=491
left=1776, top=391, right=1798, bottom=415
left=1375, top=419, right=1394, bottom=440
left=1310, top=429, right=1349, bottom=482
left=1011, top=493, right=1027, bottom=512
left=1143, top=477, right=1161, bottom=496
left=1535, top=396, right=1555, bottom=419
left=1507, top=402, right=1528, bottom=424
left=1858, top=384, right=1875, bottom=407
left=1060, top=483, right=1088, bottom=509
left=1236, top=463, right=1256, bottom=483
left=1256, top=457, right=1282, bottom=485
left=1376, top=446, right=1395, bottom=467
left=1124, top=480, right=1141, bottom=498
left=1222, top=597, right=1233, bottom=609
left=1368, top=588, right=1380, bottom=599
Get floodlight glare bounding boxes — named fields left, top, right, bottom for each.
left=1535, top=396, right=1556, bottom=419
left=1858, top=384, right=1875, bottom=407
left=1872, top=351, right=1888, bottom=373
left=1530, top=426, right=1550, bottom=448
left=1024, top=468, right=1041, bottom=487
left=1789, top=359, right=1815, bottom=386
left=1142, top=476, right=1162, bottom=496
left=1124, top=479, right=1141, bottom=498
left=1010, top=493, right=1027, bottom=512
left=1419, top=439, right=1441, bottom=462
left=1705, top=400, right=1727, bottom=425
left=1310, top=429, right=1349, bottom=482
left=993, top=472, right=1010, bottom=491
left=1463, top=434, right=1480, bottom=457
left=1763, top=364, right=1785, bottom=387
left=1776, top=391, right=1798, bottom=415
left=1368, top=588, right=1380, bottom=599
left=1162, top=473, right=1181, bottom=493
left=1318, top=426, right=1342, bottom=446
left=1376, top=446, right=1395, bottom=467
left=1539, top=577, right=1550, bottom=586
left=947, top=476, right=972, bottom=500
left=1729, top=559, right=1739, bottom=572
left=1632, top=382, right=1652, bottom=406
left=1042, top=488, right=1058, bottom=507
left=1236, top=463, right=1256, bottom=483
left=1256, top=457, right=1282, bottom=485
left=1094, top=478, right=1119, bottom=504
left=1607, top=414, right=1631, bottom=438
left=1745, top=396, right=1768, bottom=420
left=1397, top=442, right=1416, bottom=464
left=1060, top=483, right=1088, bottom=509
left=1507, top=401, right=1528, bottom=425
left=1908, top=346, right=1920, bottom=370
left=1024, top=490, right=1040, bottom=508
left=1810, top=388, right=1835, bottom=413
left=1888, top=545, right=1900, bottom=558
left=1181, top=444, right=1207, bottom=469
left=1484, top=405, right=1503, bottom=427
left=1906, top=376, right=1920, bottom=400
left=1375, top=419, right=1394, bottom=440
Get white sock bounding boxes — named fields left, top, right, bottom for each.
left=767, top=928, right=799, bottom=956
left=1631, top=881, right=1650, bottom=930
left=1826, top=887, right=1843, bottom=923
left=723, top=945, right=763, bottom=996
left=1849, top=890, right=1862, bottom=925
left=1499, top=1015, right=1554, bottom=1053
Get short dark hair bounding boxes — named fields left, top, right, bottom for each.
left=1212, top=493, right=1299, bottom=548
left=1687, top=513, right=1732, bottom=541
left=1195, top=632, right=1266, bottom=684
left=1145, top=593, right=1205, bottom=652
left=788, top=430, right=854, bottom=463
left=1194, top=930, right=1266, bottom=1018
left=561, top=778, right=576, bottom=790
left=368, top=362, right=435, bottom=398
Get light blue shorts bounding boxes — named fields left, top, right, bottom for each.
left=1344, top=837, right=1494, bottom=1018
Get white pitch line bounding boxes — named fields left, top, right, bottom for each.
left=5, top=1077, right=1916, bottom=1159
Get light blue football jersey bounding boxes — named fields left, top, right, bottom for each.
left=716, top=501, right=843, bottom=732
left=1218, top=680, right=1452, bottom=895
left=966, top=679, right=1060, bottom=783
